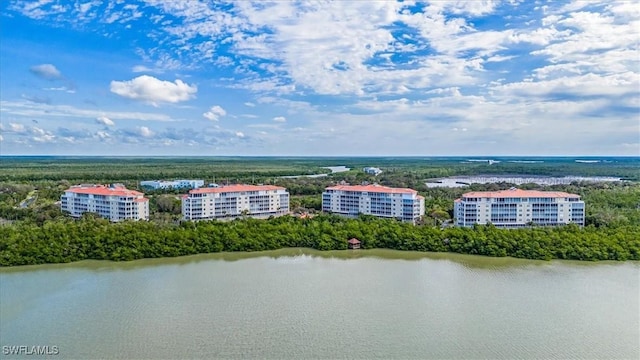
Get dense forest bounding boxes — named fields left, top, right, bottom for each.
left=1, top=214, right=638, bottom=266
left=1, top=156, right=639, bottom=182
left=0, top=157, right=638, bottom=266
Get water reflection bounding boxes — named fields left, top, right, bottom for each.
left=2, top=248, right=633, bottom=274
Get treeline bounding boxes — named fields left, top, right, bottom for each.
left=1, top=214, right=638, bottom=266
left=2, top=157, right=639, bottom=182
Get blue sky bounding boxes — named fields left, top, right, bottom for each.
left=0, top=0, right=638, bottom=156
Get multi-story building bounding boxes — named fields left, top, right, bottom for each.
left=322, top=184, right=425, bottom=224
left=363, top=167, right=383, bottom=176
left=454, top=188, right=585, bottom=228
left=60, top=184, right=149, bottom=221
left=140, top=179, right=204, bottom=190
left=181, top=185, right=289, bottom=221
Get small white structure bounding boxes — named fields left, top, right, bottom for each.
left=363, top=167, right=383, bottom=176
left=61, top=184, right=149, bottom=221
left=140, top=179, right=204, bottom=190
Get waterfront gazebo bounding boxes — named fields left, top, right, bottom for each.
left=348, top=238, right=361, bottom=250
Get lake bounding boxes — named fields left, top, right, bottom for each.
left=1, top=249, right=638, bottom=359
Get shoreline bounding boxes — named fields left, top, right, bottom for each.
left=3, top=247, right=639, bottom=272
left=2, top=237, right=639, bottom=269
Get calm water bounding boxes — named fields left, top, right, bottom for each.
left=1, top=249, right=638, bottom=359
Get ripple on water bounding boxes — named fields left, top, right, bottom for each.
left=1, top=251, right=638, bottom=359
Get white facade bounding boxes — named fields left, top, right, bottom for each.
left=322, top=184, right=425, bottom=224
left=61, top=184, right=149, bottom=221
left=454, top=188, right=585, bottom=228
left=363, top=167, right=383, bottom=176
left=182, top=185, right=289, bottom=221
left=140, top=179, right=204, bottom=190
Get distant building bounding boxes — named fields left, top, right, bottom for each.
left=454, top=188, right=585, bottom=228
left=363, top=167, right=383, bottom=176
left=140, top=179, right=204, bottom=190
left=61, top=184, right=149, bottom=221
left=322, top=184, right=425, bottom=224
left=181, top=184, right=290, bottom=221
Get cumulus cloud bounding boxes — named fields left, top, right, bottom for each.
left=95, top=131, right=111, bottom=140
left=8, top=123, right=27, bottom=133
left=32, top=134, right=56, bottom=143
left=4, top=1, right=639, bottom=156
left=110, top=75, right=197, bottom=105
left=139, top=126, right=154, bottom=137
left=29, top=64, right=62, bottom=80
left=27, top=126, right=56, bottom=142
left=203, top=105, right=227, bottom=121
left=96, top=116, right=115, bottom=126
left=119, top=126, right=155, bottom=139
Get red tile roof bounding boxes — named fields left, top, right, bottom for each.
left=348, top=238, right=361, bottom=244
left=325, top=184, right=418, bottom=195
left=461, top=188, right=580, bottom=199
left=188, top=184, right=286, bottom=194
left=65, top=185, right=145, bottom=197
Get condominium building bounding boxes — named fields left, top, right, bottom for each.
left=322, top=184, right=425, bottom=224
left=363, top=167, right=383, bottom=176
left=61, top=184, right=149, bottom=221
left=140, top=179, right=204, bottom=190
left=181, top=185, right=289, bottom=221
left=454, top=188, right=585, bottom=228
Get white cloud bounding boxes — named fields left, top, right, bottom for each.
left=110, top=75, right=197, bottom=105
left=95, top=116, right=115, bottom=126
left=139, top=126, right=154, bottom=138
left=29, top=64, right=62, bottom=80
left=203, top=105, right=227, bottom=121
left=21, top=125, right=57, bottom=142
left=235, top=131, right=245, bottom=138
left=493, top=73, right=638, bottom=97
left=32, top=134, right=56, bottom=143
left=1, top=100, right=175, bottom=122
left=4, top=0, right=639, bottom=156
left=31, top=126, right=47, bottom=136
left=8, top=123, right=27, bottom=133
left=95, top=131, right=111, bottom=140
left=43, top=86, right=75, bottom=93
left=132, top=65, right=155, bottom=73
left=9, top=0, right=68, bottom=20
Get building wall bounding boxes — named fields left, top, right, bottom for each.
left=454, top=193, right=585, bottom=228
left=60, top=187, right=149, bottom=222
left=182, top=187, right=290, bottom=221
left=322, top=187, right=424, bottom=224
left=363, top=167, right=382, bottom=175
left=140, top=179, right=204, bottom=189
